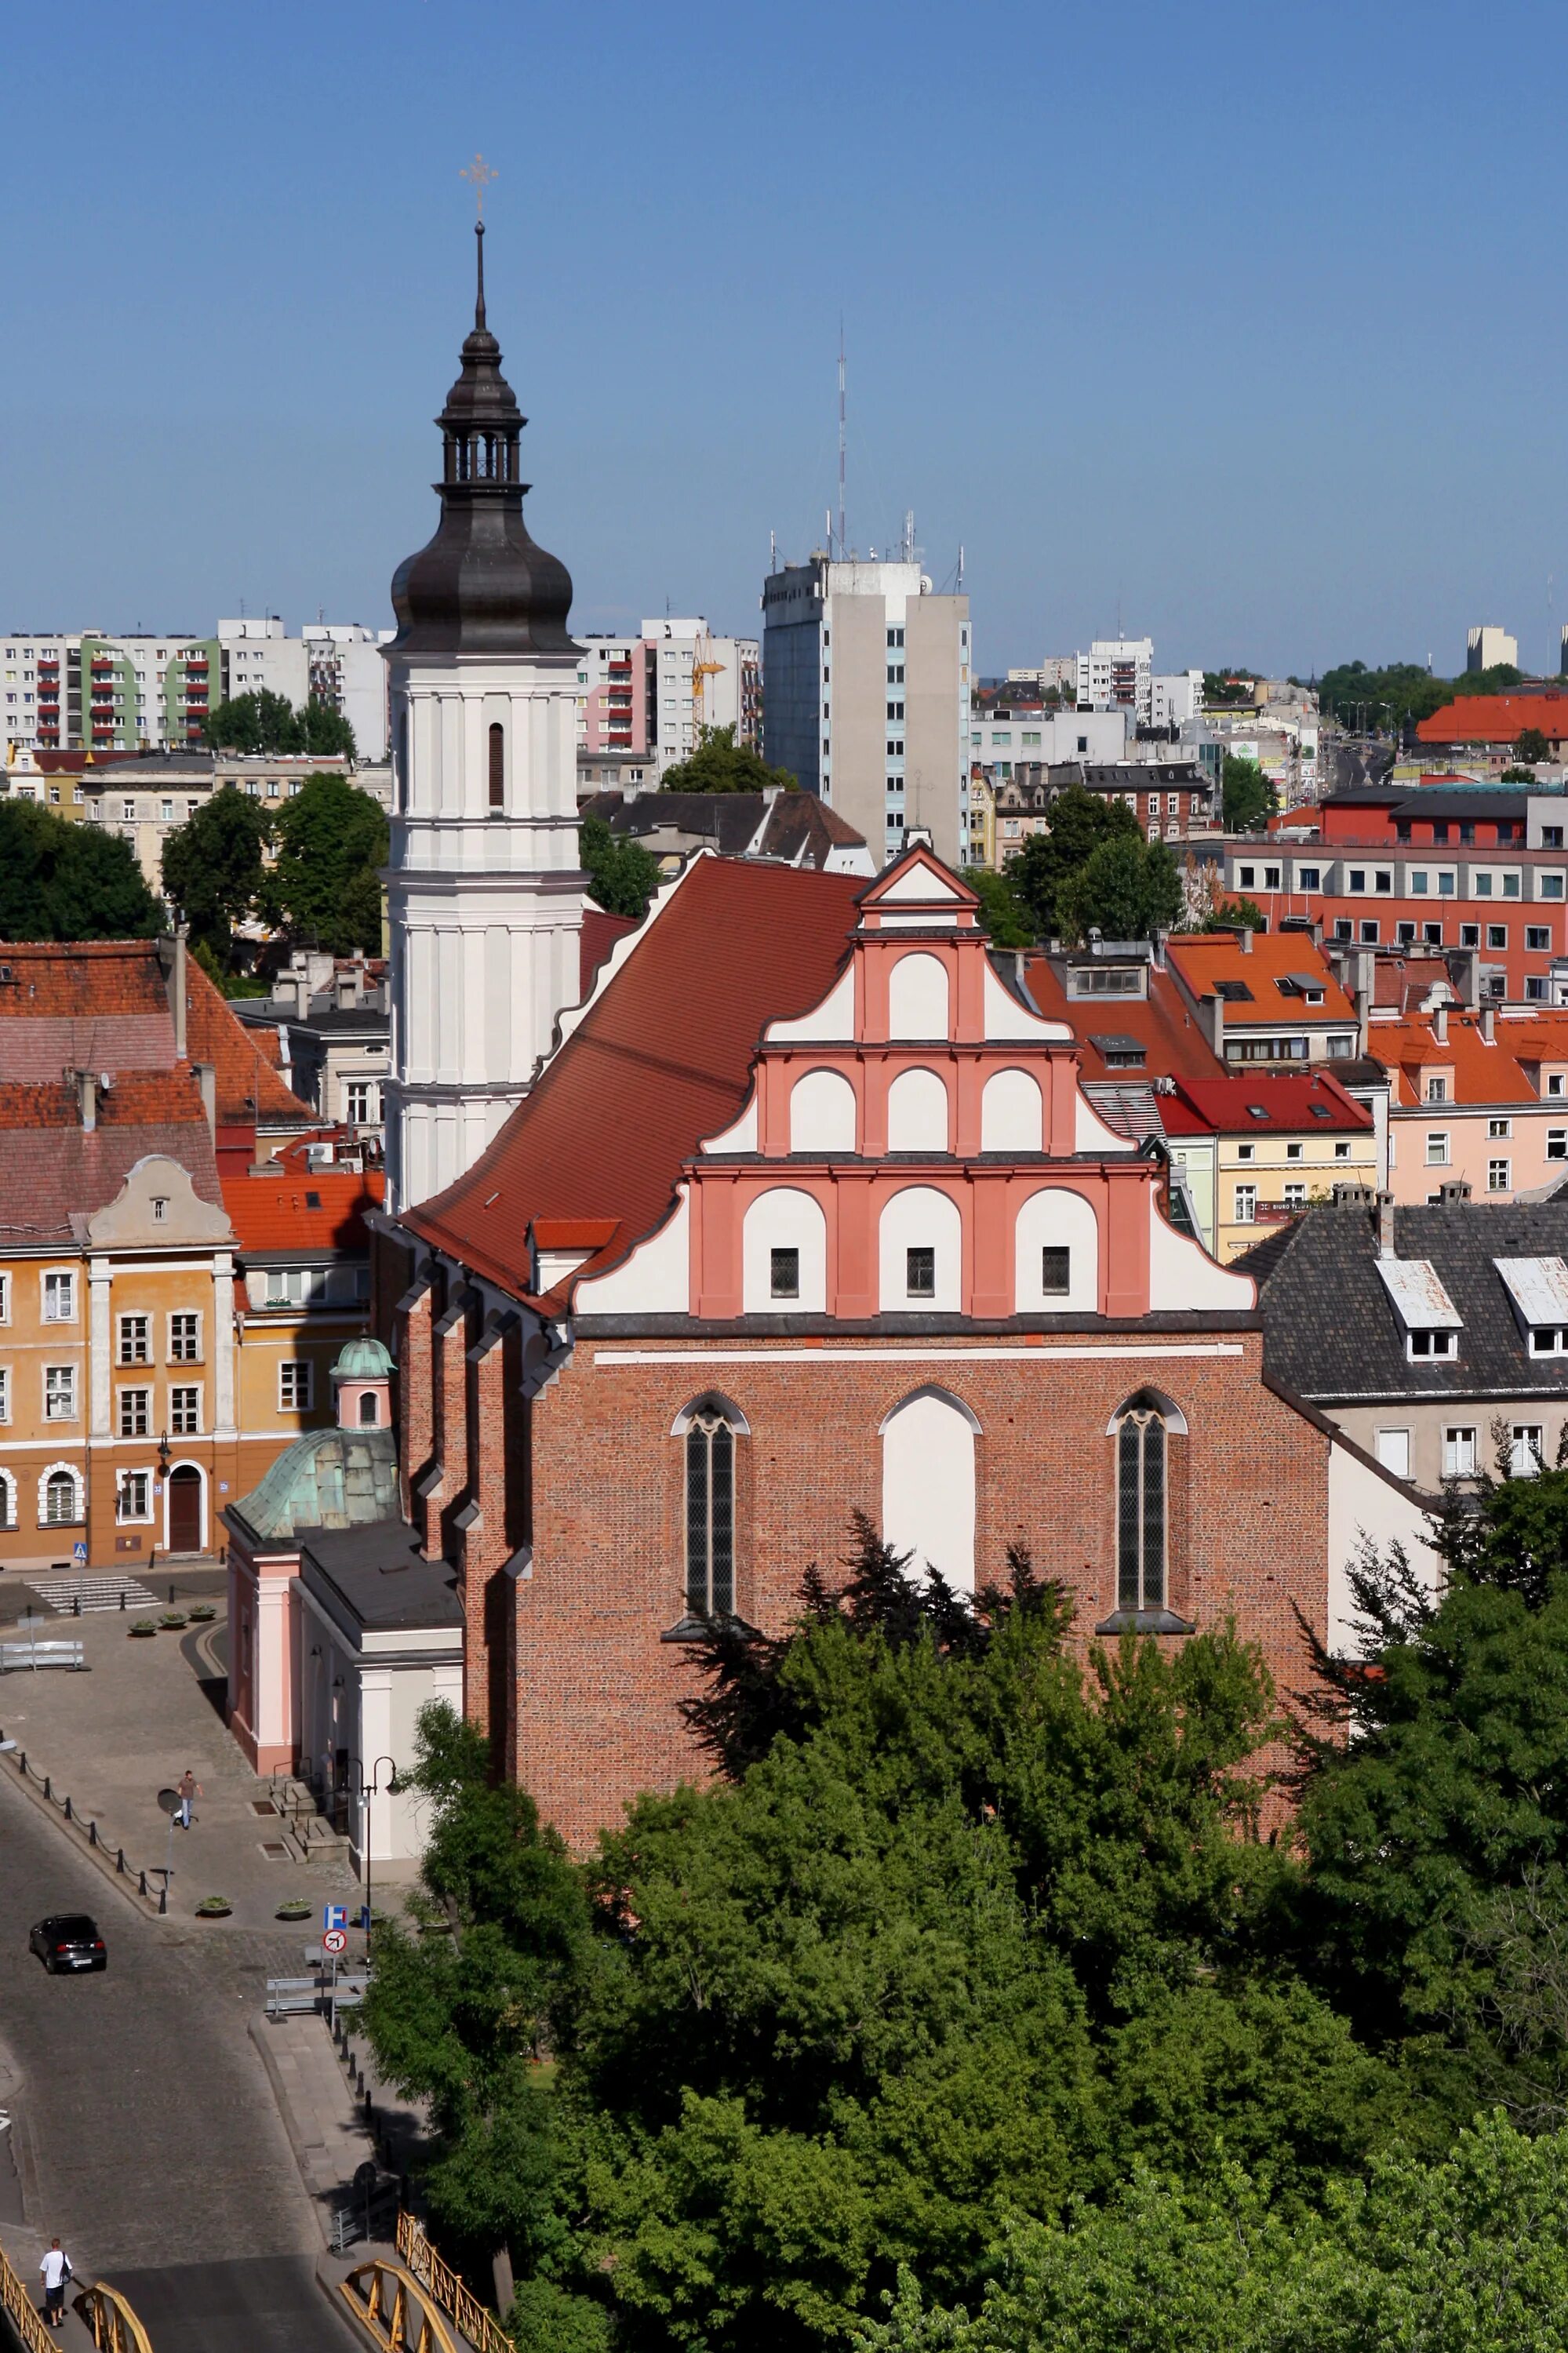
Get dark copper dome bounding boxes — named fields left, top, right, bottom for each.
left=387, top=224, right=579, bottom=658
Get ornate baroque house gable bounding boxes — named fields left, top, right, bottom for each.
left=572, top=842, right=1253, bottom=1324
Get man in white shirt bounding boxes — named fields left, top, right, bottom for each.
left=39, top=2238, right=71, bottom=2329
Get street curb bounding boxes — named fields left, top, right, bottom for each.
left=0, top=1756, right=162, bottom=1922
left=247, top=2013, right=336, bottom=2249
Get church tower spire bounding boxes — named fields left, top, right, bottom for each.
left=383, top=224, right=586, bottom=1214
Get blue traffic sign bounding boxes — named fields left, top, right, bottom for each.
left=324, top=1904, right=347, bottom=1933
left=72, top=1542, right=87, bottom=1564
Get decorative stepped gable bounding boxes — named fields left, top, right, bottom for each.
left=569, top=842, right=1252, bottom=1324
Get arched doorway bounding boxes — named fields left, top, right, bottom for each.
left=166, top=1464, right=202, bottom=1555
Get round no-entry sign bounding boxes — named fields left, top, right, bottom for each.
left=322, top=1929, right=348, bottom=1955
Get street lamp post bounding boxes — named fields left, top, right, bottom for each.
left=347, top=1754, right=401, bottom=1930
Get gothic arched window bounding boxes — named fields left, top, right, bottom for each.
left=488, top=722, right=505, bottom=812
left=684, top=1402, right=737, bottom=1618
left=1115, top=1400, right=1167, bottom=1614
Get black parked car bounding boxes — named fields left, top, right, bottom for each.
left=28, top=1915, right=106, bottom=1973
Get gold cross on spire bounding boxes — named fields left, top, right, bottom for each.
left=460, top=153, right=497, bottom=219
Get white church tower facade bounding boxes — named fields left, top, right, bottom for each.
left=383, top=221, right=585, bottom=1214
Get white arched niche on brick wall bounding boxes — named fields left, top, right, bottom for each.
left=887, top=951, right=950, bottom=1041
left=789, top=1067, right=857, bottom=1154
left=1015, top=1187, right=1099, bottom=1311
left=980, top=1067, right=1043, bottom=1152
left=880, top=1386, right=980, bottom=1592
left=742, top=1187, right=828, bottom=1312
left=878, top=1184, right=962, bottom=1311
left=886, top=1066, right=949, bottom=1152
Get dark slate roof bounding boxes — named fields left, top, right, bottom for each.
left=299, top=1522, right=464, bottom=1634
left=1240, top=1200, right=1568, bottom=1401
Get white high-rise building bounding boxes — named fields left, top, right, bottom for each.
left=1468, top=624, right=1519, bottom=674
left=383, top=225, right=585, bottom=1215
left=1075, top=638, right=1154, bottom=722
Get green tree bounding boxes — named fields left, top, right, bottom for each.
left=1296, top=1444, right=1568, bottom=2124
left=0, top=802, right=162, bottom=940
left=1516, top=727, right=1551, bottom=765
left=202, top=689, right=357, bottom=759
left=1056, top=835, right=1182, bottom=944
left=1221, top=756, right=1275, bottom=833
left=963, top=866, right=1032, bottom=948
left=265, top=772, right=387, bottom=954
left=854, top=2116, right=1568, bottom=2353
left=659, top=726, right=798, bottom=795
left=533, top=1522, right=1384, bottom=2348
left=160, top=784, right=273, bottom=962
left=1501, top=765, right=1537, bottom=783
left=580, top=812, right=660, bottom=921
left=1004, top=787, right=1139, bottom=938
left=358, top=1704, right=594, bottom=2306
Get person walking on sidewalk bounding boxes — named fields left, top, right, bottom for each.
left=175, top=1768, right=202, bottom=1829
left=39, top=2238, right=72, bottom=2329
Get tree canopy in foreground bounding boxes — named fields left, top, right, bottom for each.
left=0, top=802, right=161, bottom=940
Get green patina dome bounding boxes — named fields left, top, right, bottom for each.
left=333, top=1336, right=394, bottom=1380
left=229, top=1427, right=399, bottom=1544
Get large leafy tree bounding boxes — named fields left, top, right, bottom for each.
left=580, top=812, right=660, bottom=921
left=963, top=866, right=1032, bottom=948
left=358, top=1705, right=593, bottom=2305
left=160, top=784, right=272, bottom=962
left=1295, top=1446, right=1568, bottom=2129
left=202, top=690, right=357, bottom=758
left=0, top=802, right=161, bottom=939
left=533, top=1522, right=1386, bottom=2350
left=1055, top=834, right=1183, bottom=944
left=660, top=726, right=797, bottom=795
left=1003, top=786, right=1139, bottom=938
left=265, top=771, right=387, bottom=953
left=1221, top=755, right=1275, bottom=832
left=856, top=2116, right=1568, bottom=2353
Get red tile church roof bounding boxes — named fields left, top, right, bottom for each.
left=403, top=858, right=866, bottom=1298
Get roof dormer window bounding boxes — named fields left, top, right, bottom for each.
left=1494, top=1257, right=1568, bottom=1360
left=1375, top=1256, right=1463, bottom=1366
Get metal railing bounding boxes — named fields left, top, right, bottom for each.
left=337, top=2259, right=458, bottom=2353
left=0, top=2234, right=53, bottom=2353
left=0, top=1733, right=167, bottom=1914
left=75, top=2283, right=155, bottom=2353
left=395, top=2215, right=510, bottom=2353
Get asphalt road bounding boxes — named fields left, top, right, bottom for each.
left=0, top=1772, right=358, bottom=2353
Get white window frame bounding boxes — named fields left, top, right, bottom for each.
left=278, top=1360, right=314, bottom=1412
left=1375, top=1428, right=1412, bottom=1479
left=116, top=1469, right=154, bottom=1523
left=167, top=1311, right=202, bottom=1363
left=44, top=1363, right=78, bottom=1420
left=168, top=1384, right=202, bottom=1437
left=117, top=1385, right=151, bottom=1439
left=42, top=1269, right=76, bottom=1323
left=117, top=1311, right=151, bottom=1366
left=0, top=1467, right=14, bottom=1530
left=1512, top=1424, right=1545, bottom=1477
left=1406, top=1329, right=1457, bottom=1362
left=1233, top=1184, right=1257, bottom=1224
left=1442, top=1427, right=1477, bottom=1478
left=1425, top=1133, right=1450, bottom=1166
left=1488, top=1158, right=1511, bottom=1193
left=38, top=1461, right=83, bottom=1526
left=0, top=1271, right=9, bottom=1325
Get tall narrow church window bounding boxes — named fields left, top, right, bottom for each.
left=686, top=1407, right=736, bottom=1617
left=488, top=722, right=505, bottom=811
left=1115, top=1404, right=1166, bottom=1613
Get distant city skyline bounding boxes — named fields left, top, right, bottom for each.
left=3, top=0, right=1566, bottom=682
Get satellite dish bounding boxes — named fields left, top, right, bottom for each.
left=919, top=575, right=933, bottom=595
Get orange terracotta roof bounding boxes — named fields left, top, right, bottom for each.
left=182, top=955, right=318, bottom=1130
left=404, top=857, right=867, bottom=1298
left=0, top=1064, right=222, bottom=1239
left=224, top=1162, right=384, bottom=1254
left=1164, top=930, right=1357, bottom=1025
left=1417, top=693, right=1568, bottom=744
left=1024, top=958, right=1224, bottom=1084
left=0, top=1070, right=209, bottom=1131
left=580, top=909, right=637, bottom=995
left=1367, top=1008, right=1568, bottom=1106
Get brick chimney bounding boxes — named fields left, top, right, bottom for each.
left=1376, top=1189, right=1396, bottom=1258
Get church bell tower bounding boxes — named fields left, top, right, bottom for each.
left=383, top=219, right=585, bottom=1214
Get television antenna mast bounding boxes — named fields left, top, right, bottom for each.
left=836, top=320, right=846, bottom=562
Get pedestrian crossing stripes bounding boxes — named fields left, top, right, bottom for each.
left=25, top=1574, right=159, bottom=1615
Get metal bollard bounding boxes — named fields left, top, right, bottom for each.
left=158, top=1883, right=167, bottom=1916
left=72, top=1594, right=80, bottom=1617
left=117, top=1847, right=126, bottom=1874
left=64, top=1795, right=72, bottom=1823
left=119, top=1591, right=126, bottom=1612
left=43, top=1776, right=50, bottom=1801
left=89, top=1820, right=97, bottom=1848
left=139, top=1870, right=147, bottom=1897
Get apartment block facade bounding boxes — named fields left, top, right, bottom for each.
left=762, top=555, right=970, bottom=866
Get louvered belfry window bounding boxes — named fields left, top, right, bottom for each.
left=1116, top=1407, right=1166, bottom=1613
left=488, top=722, right=505, bottom=810
left=686, top=1408, right=736, bottom=1618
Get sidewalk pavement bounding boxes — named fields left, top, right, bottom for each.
left=0, top=2217, right=99, bottom=2353
left=0, top=1586, right=362, bottom=1937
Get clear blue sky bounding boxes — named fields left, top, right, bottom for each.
left=3, top=0, right=1566, bottom=680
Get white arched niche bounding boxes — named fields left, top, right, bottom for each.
left=1015, top=1187, right=1099, bottom=1311
left=742, top=1187, right=828, bottom=1311
left=880, top=1387, right=980, bottom=1593
left=887, top=952, right=950, bottom=1041
left=789, top=1067, right=857, bottom=1154
left=886, top=1066, right=950, bottom=1152
left=878, top=1184, right=962, bottom=1311
left=980, top=1067, right=1043, bottom=1152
